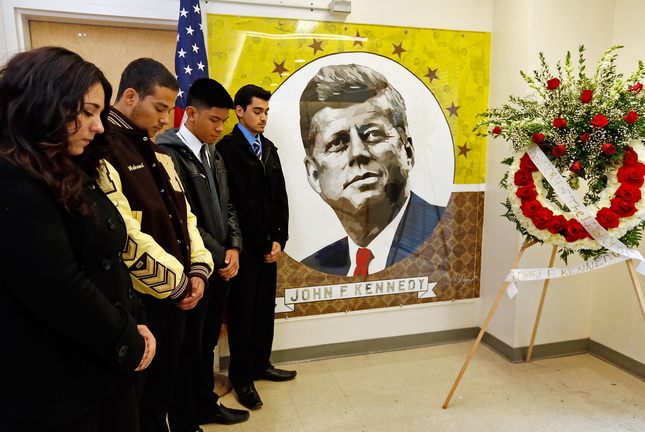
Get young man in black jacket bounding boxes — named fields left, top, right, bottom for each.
left=216, top=84, right=294, bottom=410
left=156, top=78, right=249, bottom=429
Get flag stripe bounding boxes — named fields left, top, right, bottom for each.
left=174, top=0, right=208, bottom=127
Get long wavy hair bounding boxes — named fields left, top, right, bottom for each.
left=0, top=46, right=113, bottom=217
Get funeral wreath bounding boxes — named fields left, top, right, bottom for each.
left=477, top=46, right=645, bottom=262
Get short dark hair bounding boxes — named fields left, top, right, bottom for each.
left=116, top=58, right=178, bottom=101
left=187, top=78, right=234, bottom=110
left=233, top=84, right=271, bottom=111
left=0, top=46, right=112, bottom=217
left=299, top=64, right=409, bottom=155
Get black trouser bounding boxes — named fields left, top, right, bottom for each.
left=138, top=297, right=186, bottom=432
left=226, top=251, right=277, bottom=388
left=168, top=277, right=229, bottom=432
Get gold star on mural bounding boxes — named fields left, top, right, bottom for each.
left=353, top=31, right=364, bottom=47
left=424, top=67, right=439, bottom=84
left=391, top=42, right=407, bottom=58
left=457, top=142, right=471, bottom=157
left=308, top=39, right=324, bottom=54
left=272, top=60, right=289, bottom=77
left=446, top=102, right=461, bottom=117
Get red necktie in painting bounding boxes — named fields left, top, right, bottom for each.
left=353, top=248, right=374, bottom=276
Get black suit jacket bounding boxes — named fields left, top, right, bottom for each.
left=301, top=192, right=444, bottom=275
left=217, top=124, right=289, bottom=256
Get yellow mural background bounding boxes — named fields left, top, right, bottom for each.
left=206, top=14, right=490, bottom=184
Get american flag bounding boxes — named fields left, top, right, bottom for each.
left=174, top=0, right=209, bottom=127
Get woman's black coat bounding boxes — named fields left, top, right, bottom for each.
left=0, top=160, right=146, bottom=431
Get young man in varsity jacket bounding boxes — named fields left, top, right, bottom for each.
left=97, top=58, right=213, bottom=432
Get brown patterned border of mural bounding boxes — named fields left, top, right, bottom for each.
left=276, top=191, right=483, bottom=317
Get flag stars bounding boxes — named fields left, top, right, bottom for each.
left=193, top=4, right=201, bottom=13
left=392, top=42, right=407, bottom=58
left=308, top=39, right=324, bottom=54
left=192, top=44, right=200, bottom=53
left=446, top=102, right=461, bottom=117
left=425, top=68, right=439, bottom=84
left=184, top=65, right=193, bottom=75
left=177, top=48, right=187, bottom=58
left=196, top=62, right=205, bottom=71
left=186, top=26, right=194, bottom=36
left=177, top=89, right=184, bottom=98
left=179, top=8, right=188, bottom=18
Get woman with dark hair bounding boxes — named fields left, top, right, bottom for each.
left=0, top=46, right=155, bottom=432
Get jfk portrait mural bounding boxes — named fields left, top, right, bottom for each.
left=207, top=16, right=487, bottom=315
left=298, top=64, right=445, bottom=276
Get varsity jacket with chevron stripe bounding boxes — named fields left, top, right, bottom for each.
left=98, top=108, right=213, bottom=300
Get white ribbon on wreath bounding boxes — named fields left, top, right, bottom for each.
left=505, top=143, right=645, bottom=298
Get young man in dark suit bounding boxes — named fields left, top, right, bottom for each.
left=217, top=84, right=295, bottom=410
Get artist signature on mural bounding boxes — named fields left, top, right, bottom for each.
left=453, top=274, right=477, bottom=284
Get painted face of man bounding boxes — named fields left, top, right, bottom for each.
left=187, top=106, right=230, bottom=144
left=304, top=92, right=414, bottom=218
left=67, top=82, right=105, bottom=156
left=236, top=97, right=269, bottom=136
left=129, top=85, right=177, bottom=138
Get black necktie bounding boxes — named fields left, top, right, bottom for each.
left=199, top=145, right=226, bottom=242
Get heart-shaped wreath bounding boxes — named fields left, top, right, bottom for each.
left=478, top=46, right=645, bottom=262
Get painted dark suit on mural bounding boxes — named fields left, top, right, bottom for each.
left=302, top=192, right=443, bottom=275
left=299, top=63, right=445, bottom=275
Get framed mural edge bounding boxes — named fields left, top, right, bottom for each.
left=206, top=14, right=490, bottom=317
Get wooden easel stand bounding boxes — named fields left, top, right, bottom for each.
left=442, top=241, right=645, bottom=409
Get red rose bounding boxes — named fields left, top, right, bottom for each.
left=492, top=126, right=502, bottom=135
left=601, top=143, right=616, bottom=155
left=553, top=117, right=567, bottom=128
left=531, top=133, right=545, bottom=144
left=520, top=199, right=542, bottom=217
left=569, top=161, right=582, bottom=173
left=563, top=219, right=589, bottom=242
left=519, top=153, right=539, bottom=172
left=596, top=208, right=620, bottom=229
left=630, top=82, right=643, bottom=94
left=514, top=168, right=534, bottom=186
left=516, top=184, right=538, bottom=200
left=547, top=214, right=567, bottom=234
left=531, top=207, right=554, bottom=230
left=610, top=197, right=638, bottom=217
left=580, top=133, right=590, bottom=143
left=580, top=90, right=593, bottom=103
left=617, top=165, right=645, bottom=187
left=615, top=184, right=641, bottom=203
left=624, top=111, right=639, bottom=124
left=623, top=147, right=639, bottom=166
left=590, top=115, right=609, bottom=128
left=551, top=145, right=566, bottom=157
left=546, top=78, right=560, bottom=90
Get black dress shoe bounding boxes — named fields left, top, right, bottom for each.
left=198, top=403, right=250, bottom=425
left=235, top=384, right=263, bottom=409
left=255, top=366, right=297, bottom=382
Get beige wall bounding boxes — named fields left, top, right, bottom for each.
left=29, top=21, right=175, bottom=103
